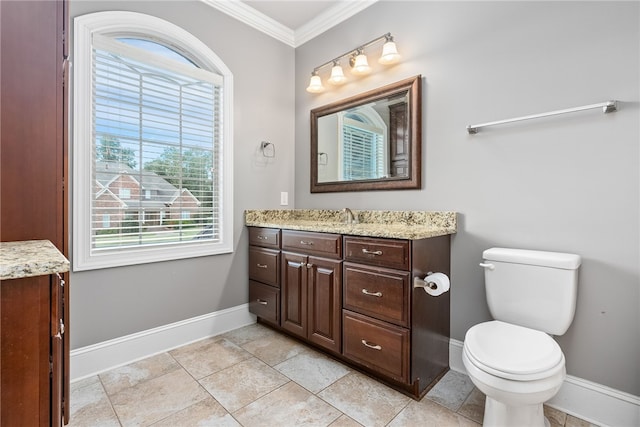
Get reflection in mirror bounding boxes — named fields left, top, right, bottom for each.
left=311, top=75, right=421, bottom=193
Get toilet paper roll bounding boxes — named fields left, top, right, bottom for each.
left=422, top=272, right=450, bottom=296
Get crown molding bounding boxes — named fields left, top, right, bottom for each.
left=201, top=0, right=296, bottom=47
left=200, top=0, right=378, bottom=48
left=295, top=0, right=378, bottom=47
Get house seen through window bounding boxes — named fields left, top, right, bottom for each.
left=74, top=12, right=233, bottom=270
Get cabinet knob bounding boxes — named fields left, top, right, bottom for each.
left=306, top=263, right=313, bottom=269
left=361, top=340, right=382, bottom=351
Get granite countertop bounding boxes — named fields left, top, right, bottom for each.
left=1, top=240, right=70, bottom=280
left=245, top=209, right=457, bottom=240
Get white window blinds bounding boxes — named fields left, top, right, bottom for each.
left=91, top=35, right=224, bottom=251
left=342, top=119, right=385, bottom=180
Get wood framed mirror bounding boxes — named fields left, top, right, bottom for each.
left=310, top=75, right=422, bottom=193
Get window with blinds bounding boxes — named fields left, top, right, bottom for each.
left=73, top=12, right=233, bottom=270
left=92, top=36, right=222, bottom=250
left=341, top=117, right=386, bottom=180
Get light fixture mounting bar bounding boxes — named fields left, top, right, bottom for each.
left=312, top=32, right=392, bottom=73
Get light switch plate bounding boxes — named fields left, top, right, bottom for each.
left=280, top=191, right=288, bottom=206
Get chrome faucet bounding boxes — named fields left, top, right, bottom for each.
left=343, top=208, right=359, bottom=224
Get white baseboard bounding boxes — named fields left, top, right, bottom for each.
left=449, top=339, right=640, bottom=427
left=70, top=304, right=256, bottom=382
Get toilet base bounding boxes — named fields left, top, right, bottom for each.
left=484, top=396, right=549, bottom=427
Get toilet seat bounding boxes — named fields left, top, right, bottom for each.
left=464, top=320, right=564, bottom=381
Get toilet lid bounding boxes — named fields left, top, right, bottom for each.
left=465, top=321, right=563, bottom=378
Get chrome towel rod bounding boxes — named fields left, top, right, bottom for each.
left=467, top=100, right=618, bottom=134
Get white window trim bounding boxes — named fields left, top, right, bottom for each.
left=73, top=11, right=234, bottom=271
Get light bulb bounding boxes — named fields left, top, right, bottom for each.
left=306, top=74, right=325, bottom=93
left=328, top=63, right=347, bottom=85
left=351, top=53, right=371, bottom=75
left=379, top=39, right=401, bottom=65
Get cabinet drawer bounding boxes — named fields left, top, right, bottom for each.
left=282, top=230, right=342, bottom=259
left=343, top=310, right=410, bottom=383
left=249, top=227, right=280, bottom=249
left=343, top=263, right=410, bottom=327
left=249, top=280, right=279, bottom=325
left=344, top=237, right=409, bottom=270
left=249, top=247, right=280, bottom=287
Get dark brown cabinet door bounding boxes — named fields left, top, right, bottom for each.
left=1, top=276, right=52, bottom=426
left=281, top=252, right=308, bottom=337
left=307, top=257, right=342, bottom=353
left=0, top=0, right=67, bottom=249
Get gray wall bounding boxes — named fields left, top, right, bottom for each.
left=69, top=1, right=295, bottom=348
left=294, top=2, right=639, bottom=395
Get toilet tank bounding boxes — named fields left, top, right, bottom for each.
left=482, top=248, right=581, bottom=335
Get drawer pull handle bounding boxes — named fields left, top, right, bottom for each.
left=361, top=340, right=382, bottom=351
left=257, top=235, right=267, bottom=240
left=362, top=249, right=383, bottom=256
left=256, top=299, right=268, bottom=305
left=256, top=264, right=268, bottom=269
left=362, top=289, right=383, bottom=297
left=300, top=240, right=314, bottom=245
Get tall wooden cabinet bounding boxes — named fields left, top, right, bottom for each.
left=1, top=0, right=70, bottom=425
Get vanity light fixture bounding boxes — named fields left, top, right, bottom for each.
left=379, top=34, right=401, bottom=65
left=328, top=61, right=347, bottom=85
left=350, top=49, right=371, bottom=75
left=306, top=70, right=325, bottom=93
left=306, top=32, right=401, bottom=94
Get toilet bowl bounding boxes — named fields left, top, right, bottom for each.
left=466, top=247, right=581, bottom=427
left=463, top=321, right=566, bottom=427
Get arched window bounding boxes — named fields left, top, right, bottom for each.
left=73, top=12, right=233, bottom=270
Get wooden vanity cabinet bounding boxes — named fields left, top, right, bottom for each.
left=281, top=231, right=342, bottom=354
left=247, top=226, right=451, bottom=399
left=1, top=273, right=67, bottom=426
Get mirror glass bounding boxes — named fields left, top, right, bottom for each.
left=311, top=75, right=421, bottom=193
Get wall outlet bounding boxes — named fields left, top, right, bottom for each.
left=280, top=191, right=288, bottom=206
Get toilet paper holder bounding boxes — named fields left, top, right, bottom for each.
left=413, top=271, right=439, bottom=290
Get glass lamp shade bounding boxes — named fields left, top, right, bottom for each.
left=306, top=74, right=325, bottom=93
left=379, top=40, right=401, bottom=65
left=351, top=54, right=371, bottom=75
left=328, top=64, right=347, bottom=85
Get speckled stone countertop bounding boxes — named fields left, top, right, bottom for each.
left=245, top=209, right=456, bottom=240
left=1, top=240, right=70, bottom=280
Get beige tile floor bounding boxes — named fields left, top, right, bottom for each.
left=68, top=323, right=598, bottom=427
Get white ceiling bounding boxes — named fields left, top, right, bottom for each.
left=202, top=0, right=377, bottom=47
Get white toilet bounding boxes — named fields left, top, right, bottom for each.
left=463, top=247, right=581, bottom=427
